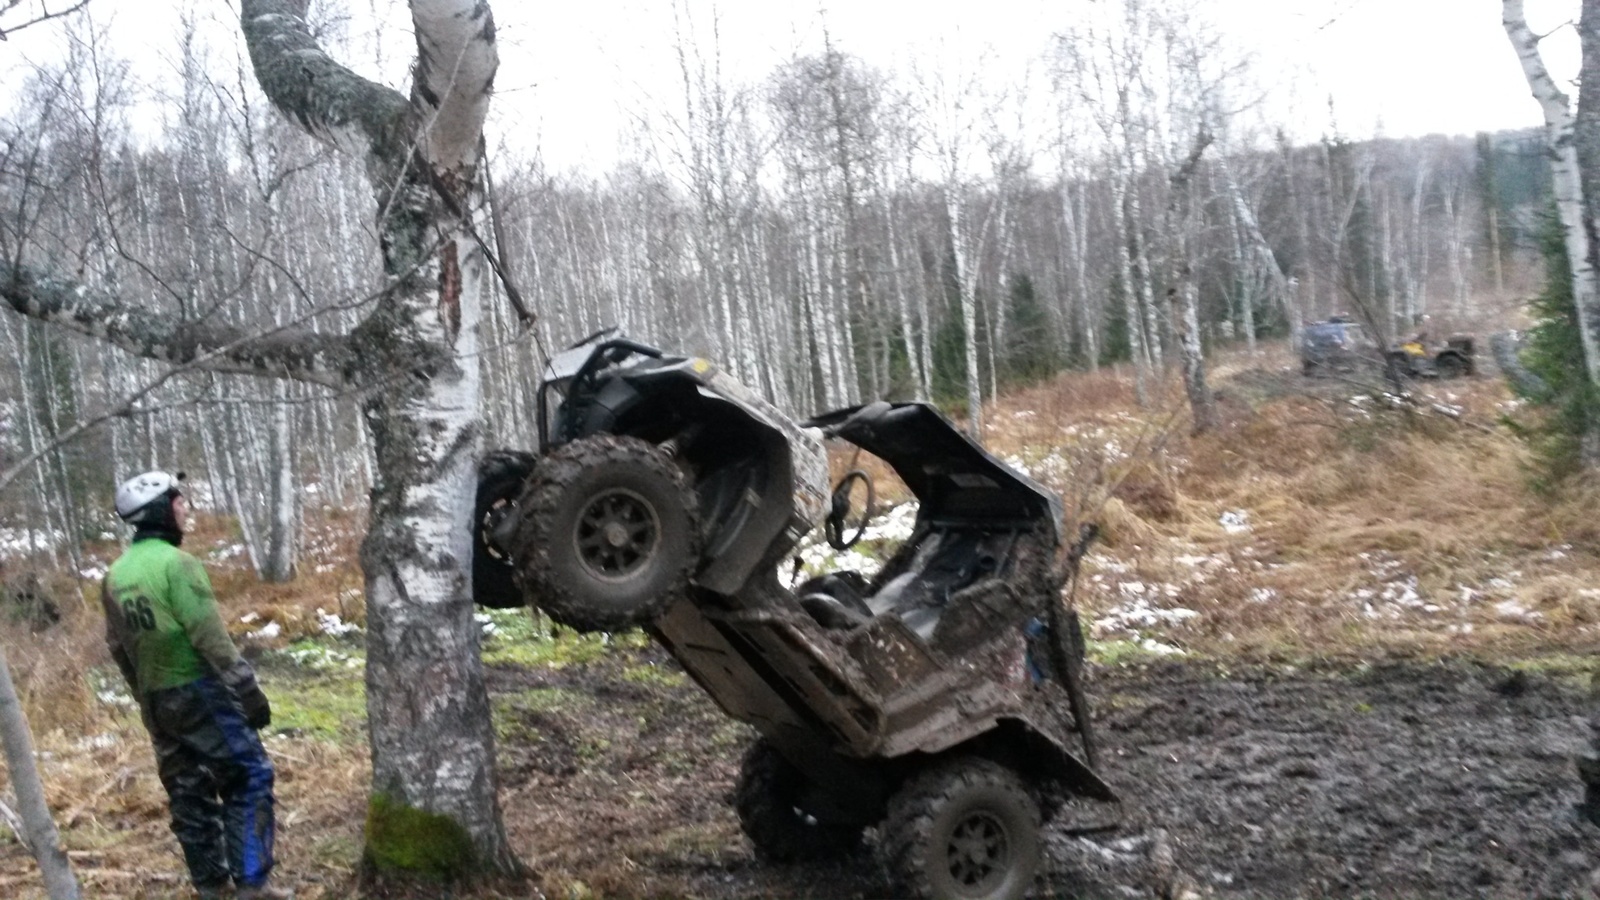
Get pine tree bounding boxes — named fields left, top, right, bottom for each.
left=1507, top=210, right=1600, bottom=487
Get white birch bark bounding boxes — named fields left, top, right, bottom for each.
left=1504, top=0, right=1600, bottom=386
left=0, top=645, right=80, bottom=900
left=1221, top=153, right=1299, bottom=349
left=946, top=182, right=984, bottom=435
left=1110, top=160, right=1149, bottom=403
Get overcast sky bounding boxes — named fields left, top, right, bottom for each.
left=3, top=0, right=1584, bottom=171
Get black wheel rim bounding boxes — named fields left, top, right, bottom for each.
left=573, top=487, right=660, bottom=581
left=481, top=498, right=513, bottom=563
left=945, top=809, right=1010, bottom=893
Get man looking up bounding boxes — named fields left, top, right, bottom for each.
left=102, top=470, right=290, bottom=900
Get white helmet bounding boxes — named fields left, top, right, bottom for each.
left=115, top=470, right=185, bottom=524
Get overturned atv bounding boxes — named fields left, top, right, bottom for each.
left=475, top=334, right=1116, bottom=900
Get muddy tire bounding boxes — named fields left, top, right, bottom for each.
left=472, top=449, right=538, bottom=609
left=510, top=435, right=697, bottom=632
left=881, top=756, right=1041, bottom=900
left=1435, top=353, right=1467, bottom=379
left=734, top=740, right=863, bottom=862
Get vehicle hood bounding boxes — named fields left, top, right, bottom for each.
left=803, top=401, right=1062, bottom=541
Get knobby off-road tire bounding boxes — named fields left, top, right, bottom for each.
left=472, top=449, right=539, bottom=609
left=734, top=740, right=864, bottom=862
left=882, top=756, right=1042, bottom=900
left=510, top=435, right=698, bottom=633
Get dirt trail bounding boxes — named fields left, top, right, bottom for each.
left=499, top=652, right=1599, bottom=899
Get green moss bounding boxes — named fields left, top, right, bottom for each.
left=364, top=793, right=476, bottom=880
left=1088, top=638, right=1186, bottom=667
left=491, top=688, right=589, bottom=741
left=270, top=674, right=366, bottom=743
left=620, top=661, right=686, bottom=688
left=1506, top=654, right=1600, bottom=690
left=481, top=619, right=652, bottom=668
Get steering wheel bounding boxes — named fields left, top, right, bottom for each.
left=825, top=470, right=875, bottom=551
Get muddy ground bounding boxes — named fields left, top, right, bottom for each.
left=495, top=647, right=1600, bottom=900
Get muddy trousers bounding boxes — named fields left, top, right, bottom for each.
left=144, top=677, right=277, bottom=891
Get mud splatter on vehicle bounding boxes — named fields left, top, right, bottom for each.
left=472, top=333, right=1116, bottom=900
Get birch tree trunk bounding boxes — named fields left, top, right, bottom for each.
left=946, top=182, right=985, bottom=435
left=1504, top=0, right=1600, bottom=390
left=1221, top=153, right=1298, bottom=350
left=0, top=644, right=80, bottom=900
left=241, top=0, right=518, bottom=874
left=1165, top=130, right=1216, bottom=433
left=1111, top=160, right=1149, bottom=404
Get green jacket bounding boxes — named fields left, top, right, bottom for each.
left=102, top=537, right=241, bottom=695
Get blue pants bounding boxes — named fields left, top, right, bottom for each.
left=145, top=676, right=276, bottom=889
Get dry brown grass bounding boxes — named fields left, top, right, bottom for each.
left=983, top=347, right=1600, bottom=662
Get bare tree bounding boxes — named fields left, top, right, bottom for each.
left=1503, top=0, right=1600, bottom=386
left=2, top=0, right=519, bottom=876
left=0, top=643, right=79, bottom=900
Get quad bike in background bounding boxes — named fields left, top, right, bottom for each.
left=472, top=332, right=1116, bottom=900
left=1388, top=334, right=1476, bottom=380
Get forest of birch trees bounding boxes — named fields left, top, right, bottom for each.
left=0, top=1, right=1547, bottom=581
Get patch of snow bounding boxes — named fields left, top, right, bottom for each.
left=1249, top=588, right=1278, bottom=604
left=1094, top=596, right=1199, bottom=634
left=316, top=608, right=360, bottom=636
left=279, top=642, right=363, bottom=671
left=0, top=527, right=64, bottom=554
left=76, top=733, right=118, bottom=751
left=1494, top=599, right=1543, bottom=624
left=1219, top=510, right=1251, bottom=534
left=475, top=612, right=496, bottom=637
left=248, top=621, right=282, bottom=640
left=96, top=686, right=135, bottom=708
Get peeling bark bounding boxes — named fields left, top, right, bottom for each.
left=1164, top=129, right=1216, bottom=434
left=238, top=0, right=517, bottom=875
left=1503, top=0, right=1600, bottom=387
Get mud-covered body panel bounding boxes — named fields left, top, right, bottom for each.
left=496, top=334, right=1113, bottom=835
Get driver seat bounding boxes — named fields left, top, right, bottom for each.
left=796, top=571, right=872, bottom=629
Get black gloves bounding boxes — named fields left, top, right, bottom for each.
left=221, top=660, right=272, bottom=730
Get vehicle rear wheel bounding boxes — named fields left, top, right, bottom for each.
left=1435, top=353, right=1467, bottom=379
left=472, top=449, right=538, bottom=609
left=734, top=740, right=864, bottom=862
left=881, top=756, right=1041, bottom=900
left=510, top=435, right=698, bottom=632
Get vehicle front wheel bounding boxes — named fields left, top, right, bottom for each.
left=881, top=756, right=1042, bottom=900
left=509, top=435, right=698, bottom=632
left=734, top=740, right=864, bottom=862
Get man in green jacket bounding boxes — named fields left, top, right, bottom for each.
left=102, top=471, right=289, bottom=900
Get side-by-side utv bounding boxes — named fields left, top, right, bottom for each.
left=473, top=333, right=1116, bottom=900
